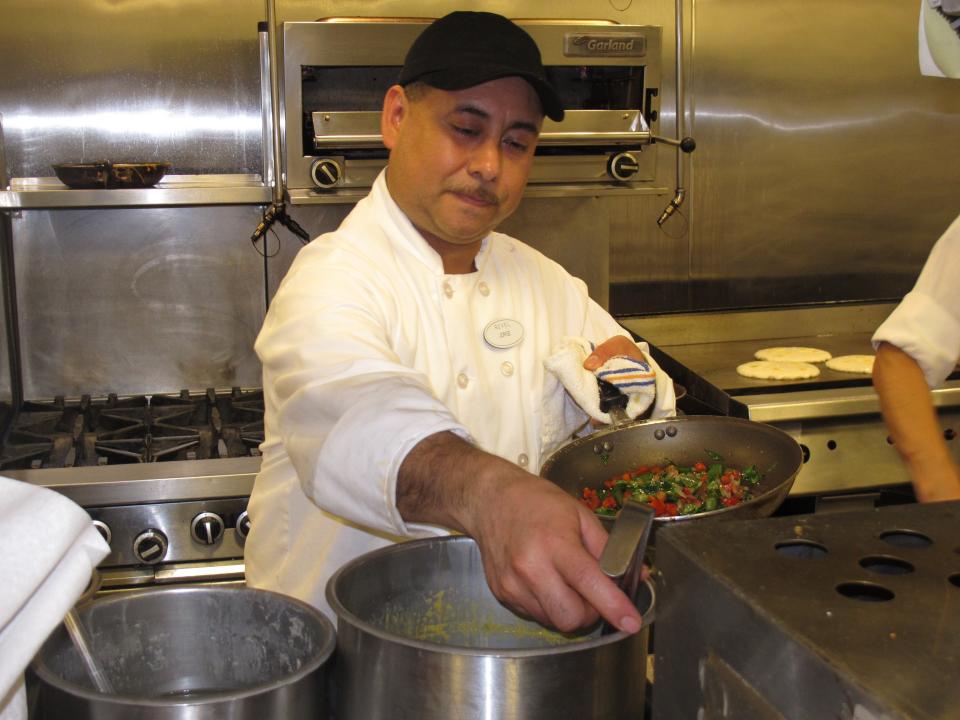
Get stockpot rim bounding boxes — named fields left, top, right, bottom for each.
left=31, top=585, right=337, bottom=706
left=325, top=534, right=655, bottom=657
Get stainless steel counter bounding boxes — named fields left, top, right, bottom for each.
left=654, top=499, right=960, bottom=719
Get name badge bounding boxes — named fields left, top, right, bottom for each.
left=483, top=319, right=524, bottom=349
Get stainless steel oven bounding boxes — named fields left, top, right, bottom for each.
left=280, top=17, right=667, bottom=202
left=1, top=389, right=263, bottom=594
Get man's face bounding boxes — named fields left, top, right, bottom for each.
left=381, top=76, right=543, bottom=251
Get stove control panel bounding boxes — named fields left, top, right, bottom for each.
left=86, top=497, right=249, bottom=568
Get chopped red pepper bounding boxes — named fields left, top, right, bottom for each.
left=581, top=455, right=761, bottom=519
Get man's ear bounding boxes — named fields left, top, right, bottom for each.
left=381, top=85, right=407, bottom=150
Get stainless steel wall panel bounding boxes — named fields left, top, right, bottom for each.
left=13, top=207, right=267, bottom=399
left=686, top=0, right=959, bottom=294
left=1, top=0, right=264, bottom=179
left=500, top=197, right=611, bottom=308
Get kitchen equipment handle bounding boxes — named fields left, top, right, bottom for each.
left=311, top=131, right=675, bottom=150
left=312, top=134, right=384, bottom=149
left=650, top=135, right=697, bottom=153
left=598, top=378, right=630, bottom=427
left=537, top=130, right=652, bottom=147
left=598, top=498, right=654, bottom=632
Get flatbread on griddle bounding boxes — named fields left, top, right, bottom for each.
left=754, top=346, right=832, bottom=363
left=825, top=354, right=875, bottom=374
left=737, top=360, right=821, bottom=380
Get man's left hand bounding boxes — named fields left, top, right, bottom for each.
left=583, top=335, right=645, bottom=372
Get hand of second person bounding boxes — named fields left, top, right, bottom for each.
left=583, top=335, right=645, bottom=372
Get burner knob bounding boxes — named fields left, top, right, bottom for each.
left=608, top=151, right=640, bottom=181
left=235, top=510, right=251, bottom=542
left=91, top=520, right=112, bottom=546
left=133, top=529, right=168, bottom=565
left=310, top=157, right=343, bottom=189
left=191, top=512, right=225, bottom=546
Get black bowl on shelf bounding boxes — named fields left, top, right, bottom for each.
left=51, top=161, right=112, bottom=189
left=109, top=162, right=172, bottom=188
left=52, top=161, right=172, bottom=189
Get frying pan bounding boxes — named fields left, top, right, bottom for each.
left=540, top=415, right=803, bottom=533
left=52, top=161, right=171, bottom=189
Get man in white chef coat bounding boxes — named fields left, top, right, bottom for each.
left=245, top=10, right=674, bottom=633
left=872, top=213, right=960, bottom=502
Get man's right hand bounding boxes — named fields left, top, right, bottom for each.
left=397, top=431, right=643, bottom=634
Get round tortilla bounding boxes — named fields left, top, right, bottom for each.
left=737, top=360, right=821, bottom=380
left=825, top=354, right=875, bottom=374
left=754, top=346, right=832, bottom=363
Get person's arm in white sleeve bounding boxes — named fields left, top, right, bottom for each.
left=256, top=255, right=469, bottom=537
left=873, top=342, right=960, bottom=502
left=871, top=214, right=960, bottom=502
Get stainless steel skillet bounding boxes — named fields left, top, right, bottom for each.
left=540, top=415, right=803, bottom=532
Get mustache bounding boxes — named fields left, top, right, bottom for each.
left=448, top=184, right=500, bottom=206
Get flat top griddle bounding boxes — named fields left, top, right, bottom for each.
left=659, top=332, right=878, bottom=395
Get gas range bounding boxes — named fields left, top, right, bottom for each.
left=0, top=388, right=264, bottom=592
left=0, top=387, right=264, bottom=470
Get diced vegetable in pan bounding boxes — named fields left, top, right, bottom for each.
left=580, top=452, right=762, bottom=518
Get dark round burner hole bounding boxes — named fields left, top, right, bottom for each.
left=836, top=581, right=895, bottom=602
left=950, top=574, right=960, bottom=589
left=879, top=530, right=933, bottom=548
left=859, top=555, right=914, bottom=575
left=775, top=539, right=828, bottom=558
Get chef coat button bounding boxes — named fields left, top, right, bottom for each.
left=443, top=281, right=454, bottom=298
left=500, top=361, right=514, bottom=376
left=517, top=453, right=529, bottom=467
left=457, top=373, right=469, bottom=389
left=478, top=282, right=490, bottom=296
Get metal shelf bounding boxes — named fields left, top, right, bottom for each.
left=1, top=174, right=272, bottom=209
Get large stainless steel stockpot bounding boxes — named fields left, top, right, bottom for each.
left=541, top=415, right=804, bottom=532
left=31, top=586, right=336, bottom=719
left=326, top=535, right=655, bottom=720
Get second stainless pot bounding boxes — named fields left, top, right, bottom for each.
left=326, top=535, right=654, bottom=720
left=31, top=586, right=336, bottom=719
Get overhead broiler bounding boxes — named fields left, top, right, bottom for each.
left=279, top=17, right=694, bottom=202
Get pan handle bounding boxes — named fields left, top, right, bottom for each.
left=598, top=379, right=631, bottom=427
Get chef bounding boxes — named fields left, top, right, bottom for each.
left=244, top=10, right=675, bottom=634
left=872, top=212, right=960, bottom=502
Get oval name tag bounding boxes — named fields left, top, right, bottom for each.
left=483, top=319, right=524, bottom=349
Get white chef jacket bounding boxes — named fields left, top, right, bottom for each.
left=872, top=213, right=960, bottom=387
left=245, top=170, right=675, bottom=620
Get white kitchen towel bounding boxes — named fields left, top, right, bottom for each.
left=0, top=476, right=109, bottom=720
left=540, top=336, right=677, bottom=457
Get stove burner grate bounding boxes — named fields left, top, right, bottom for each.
left=0, top=388, right=265, bottom=470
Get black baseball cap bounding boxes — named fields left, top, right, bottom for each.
left=397, top=11, right=565, bottom=122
